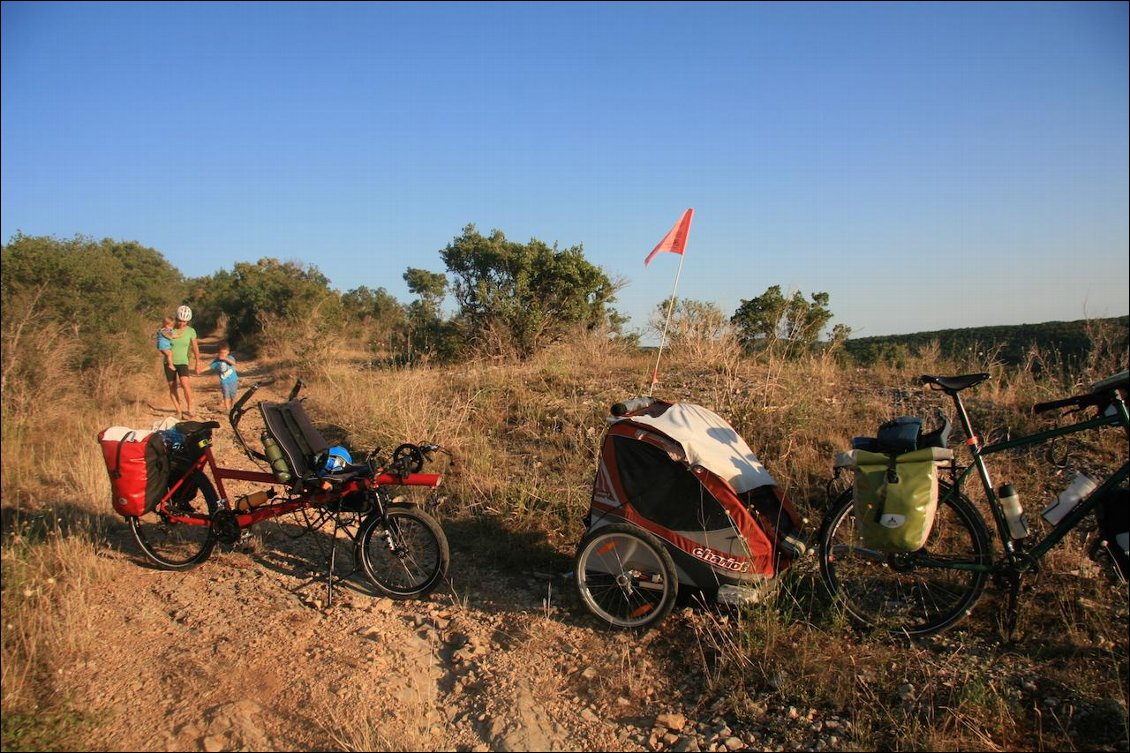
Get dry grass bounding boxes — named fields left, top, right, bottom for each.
left=3, top=328, right=1127, bottom=750
left=321, top=689, right=439, bottom=752
left=1, top=325, right=174, bottom=748
left=1, top=510, right=117, bottom=749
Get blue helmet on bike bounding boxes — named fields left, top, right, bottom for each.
left=320, top=446, right=352, bottom=475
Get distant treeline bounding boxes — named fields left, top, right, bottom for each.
left=842, top=317, right=1129, bottom=369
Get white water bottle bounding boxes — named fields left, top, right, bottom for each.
left=1042, top=472, right=1097, bottom=525
left=998, top=484, right=1029, bottom=539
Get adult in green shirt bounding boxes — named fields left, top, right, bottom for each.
left=165, top=305, right=201, bottom=418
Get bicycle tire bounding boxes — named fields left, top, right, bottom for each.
left=574, top=522, right=679, bottom=630
left=130, top=472, right=219, bottom=570
left=358, top=505, right=449, bottom=599
left=818, top=482, right=991, bottom=636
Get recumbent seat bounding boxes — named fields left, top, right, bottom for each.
left=258, top=400, right=333, bottom=488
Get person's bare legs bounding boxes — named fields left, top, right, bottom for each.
left=167, top=377, right=183, bottom=419
left=180, top=377, right=195, bottom=416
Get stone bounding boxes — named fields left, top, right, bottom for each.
left=658, top=712, right=687, bottom=731
left=201, top=735, right=226, bottom=752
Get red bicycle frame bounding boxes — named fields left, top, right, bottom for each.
left=161, top=443, right=442, bottom=528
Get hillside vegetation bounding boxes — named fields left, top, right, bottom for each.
left=3, top=325, right=1128, bottom=751
left=2, top=234, right=1127, bottom=751
left=844, top=317, right=1130, bottom=370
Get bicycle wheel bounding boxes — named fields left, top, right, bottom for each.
left=130, top=472, right=219, bottom=570
left=574, top=523, right=678, bottom=630
left=819, top=483, right=991, bottom=636
left=359, top=505, right=449, bottom=599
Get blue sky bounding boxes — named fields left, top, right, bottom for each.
left=3, top=1, right=1127, bottom=341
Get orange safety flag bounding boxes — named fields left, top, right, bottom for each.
left=644, top=208, right=694, bottom=266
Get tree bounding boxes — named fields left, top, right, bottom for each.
left=190, top=258, right=338, bottom=352
left=650, top=298, right=732, bottom=354
left=731, top=285, right=837, bottom=357
left=1, top=233, right=185, bottom=368
left=2, top=233, right=184, bottom=325
left=402, top=268, right=451, bottom=359
left=2, top=233, right=187, bottom=417
left=828, top=323, right=853, bottom=349
left=342, top=285, right=404, bottom=324
left=439, top=225, right=620, bottom=357
left=342, top=285, right=408, bottom=353
left=403, top=268, right=447, bottom=320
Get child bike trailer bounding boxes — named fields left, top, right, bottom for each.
left=574, top=397, right=805, bottom=629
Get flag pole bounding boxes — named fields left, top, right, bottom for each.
left=648, top=249, right=686, bottom=396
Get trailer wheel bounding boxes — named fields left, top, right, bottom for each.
left=575, top=523, right=678, bottom=630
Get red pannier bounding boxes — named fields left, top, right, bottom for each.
left=98, top=427, right=170, bottom=517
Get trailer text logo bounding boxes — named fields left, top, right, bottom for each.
left=691, top=546, right=751, bottom=573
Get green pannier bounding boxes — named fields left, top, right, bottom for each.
left=841, top=447, right=953, bottom=552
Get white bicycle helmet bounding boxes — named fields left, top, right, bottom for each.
left=176, top=305, right=192, bottom=322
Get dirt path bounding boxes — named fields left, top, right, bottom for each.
left=60, top=339, right=1126, bottom=752
left=71, top=499, right=721, bottom=751
left=74, top=338, right=685, bottom=752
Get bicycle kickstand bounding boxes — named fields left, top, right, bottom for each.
left=325, top=516, right=341, bottom=609
left=1002, top=571, right=1023, bottom=641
